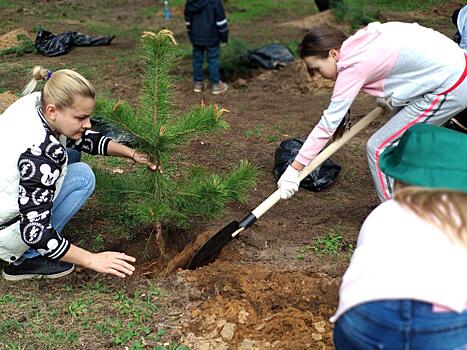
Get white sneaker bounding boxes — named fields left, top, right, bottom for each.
left=211, top=81, right=228, bottom=95
left=193, top=82, right=203, bottom=93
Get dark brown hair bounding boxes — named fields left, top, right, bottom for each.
left=299, top=25, right=348, bottom=59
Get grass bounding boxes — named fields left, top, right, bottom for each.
left=244, top=125, right=264, bottom=139
left=0, top=63, right=31, bottom=95
left=220, top=37, right=251, bottom=80
left=295, top=225, right=355, bottom=260
left=286, top=39, right=301, bottom=57
left=244, top=121, right=288, bottom=143
left=0, top=0, right=9, bottom=9
left=225, top=0, right=317, bottom=22
left=0, top=60, right=89, bottom=96
left=0, top=35, right=35, bottom=58
left=347, top=0, right=445, bottom=11
left=333, top=0, right=446, bottom=29
left=351, top=142, right=362, bottom=157
left=0, top=1, right=449, bottom=348
left=265, top=134, right=281, bottom=143
left=85, top=20, right=142, bottom=40
left=341, top=167, right=357, bottom=180
left=312, top=227, right=354, bottom=258
left=272, top=121, right=288, bottom=134
left=90, top=234, right=105, bottom=251
left=0, top=280, right=188, bottom=349
left=138, top=0, right=316, bottom=23
left=295, top=245, right=312, bottom=260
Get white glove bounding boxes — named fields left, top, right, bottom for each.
left=376, top=95, right=393, bottom=112
left=277, top=165, right=300, bottom=200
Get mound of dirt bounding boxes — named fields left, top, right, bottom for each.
left=0, top=91, right=18, bottom=113
left=0, top=28, right=34, bottom=51
left=279, top=10, right=347, bottom=32
left=253, top=60, right=335, bottom=96
left=379, top=1, right=463, bottom=22
left=179, top=262, right=340, bottom=349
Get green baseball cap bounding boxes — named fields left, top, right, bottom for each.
left=379, top=123, right=467, bottom=193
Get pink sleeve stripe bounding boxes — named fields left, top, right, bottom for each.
left=315, top=124, right=334, bottom=135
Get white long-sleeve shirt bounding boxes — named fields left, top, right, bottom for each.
left=331, top=200, right=467, bottom=322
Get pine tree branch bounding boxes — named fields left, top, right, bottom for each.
left=153, top=78, right=158, bottom=128
left=92, top=30, right=257, bottom=232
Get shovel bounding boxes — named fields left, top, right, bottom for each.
left=182, top=106, right=384, bottom=270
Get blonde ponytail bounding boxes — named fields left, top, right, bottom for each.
left=22, top=65, right=50, bottom=96
left=394, top=183, right=467, bottom=248
left=21, top=65, right=95, bottom=109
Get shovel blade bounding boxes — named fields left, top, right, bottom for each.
left=186, top=220, right=239, bottom=269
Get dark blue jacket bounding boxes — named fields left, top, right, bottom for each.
left=184, top=0, right=228, bottom=47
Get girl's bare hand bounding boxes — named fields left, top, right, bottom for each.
left=87, top=252, right=136, bottom=278
left=132, top=151, right=158, bottom=171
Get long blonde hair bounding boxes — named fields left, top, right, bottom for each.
left=394, top=183, right=467, bottom=248
left=22, top=65, right=95, bottom=109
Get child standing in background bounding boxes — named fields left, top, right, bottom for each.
left=184, top=0, right=229, bottom=94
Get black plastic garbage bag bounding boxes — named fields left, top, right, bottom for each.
left=35, top=30, right=114, bottom=57
left=445, top=108, right=467, bottom=134
left=315, top=0, right=343, bottom=12
left=91, top=117, right=136, bottom=146
left=242, top=43, right=295, bottom=69
left=274, top=138, right=341, bottom=192
left=315, top=0, right=331, bottom=12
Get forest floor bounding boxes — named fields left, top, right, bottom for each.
left=0, top=0, right=462, bottom=349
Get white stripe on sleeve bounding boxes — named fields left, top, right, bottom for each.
left=49, top=239, right=68, bottom=259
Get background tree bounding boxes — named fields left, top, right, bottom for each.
left=92, top=30, right=256, bottom=261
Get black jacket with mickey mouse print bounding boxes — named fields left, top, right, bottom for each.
left=15, top=107, right=111, bottom=260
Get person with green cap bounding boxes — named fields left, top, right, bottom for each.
left=330, top=123, right=467, bottom=349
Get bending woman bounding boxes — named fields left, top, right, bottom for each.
left=278, top=22, right=467, bottom=202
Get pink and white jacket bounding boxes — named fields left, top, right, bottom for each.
left=295, top=22, right=466, bottom=165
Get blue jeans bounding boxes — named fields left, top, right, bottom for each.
left=333, top=300, right=467, bottom=350
left=66, top=148, right=81, bottom=164
left=19, top=151, right=95, bottom=262
left=192, top=45, right=220, bottom=84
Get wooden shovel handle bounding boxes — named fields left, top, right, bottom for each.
left=251, top=106, right=384, bottom=219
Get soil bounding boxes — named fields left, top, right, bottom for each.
left=154, top=55, right=379, bottom=350
left=0, top=91, right=18, bottom=113
left=0, top=1, right=463, bottom=348
left=279, top=10, right=346, bottom=32
left=0, top=28, right=34, bottom=50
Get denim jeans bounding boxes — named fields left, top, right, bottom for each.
left=333, top=300, right=467, bottom=350
left=192, top=45, right=220, bottom=84
left=19, top=150, right=95, bottom=262
left=66, top=148, right=81, bottom=164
